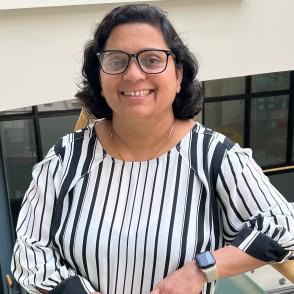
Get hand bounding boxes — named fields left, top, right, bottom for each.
left=149, top=261, right=206, bottom=294
left=90, top=292, right=103, bottom=294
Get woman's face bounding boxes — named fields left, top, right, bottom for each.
left=99, top=23, right=183, bottom=121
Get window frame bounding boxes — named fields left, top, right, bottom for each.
left=203, top=71, right=294, bottom=172
left=0, top=105, right=81, bottom=162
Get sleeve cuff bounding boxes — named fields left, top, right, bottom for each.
left=48, top=276, right=95, bottom=294
left=231, top=226, right=288, bottom=262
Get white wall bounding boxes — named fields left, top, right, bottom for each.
left=0, top=0, right=156, bottom=10
left=0, top=0, right=294, bottom=111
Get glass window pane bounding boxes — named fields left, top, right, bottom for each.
left=39, top=114, right=80, bottom=156
left=0, top=119, right=38, bottom=229
left=204, top=77, right=245, bottom=98
left=293, top=100, right=294, bottom=163
left=204, top=100, right=244, bottom=146
left=0, top=106, right=32, bottom=115
left=37, top=99, right=81, bottom=112
left=250, top=95, right=288, bottom=166
left=252, top=71, right=290, bottom=93
left=268, top=172, right=294, bottom=202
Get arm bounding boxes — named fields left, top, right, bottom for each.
left=212, top=245, right=266, bottom=278
left=11, top=151, right=96, bottom=294
left=217, top=145, right=294, bottom=263
left=150, top=144, right=294, bottom=294
left=150, top=245, right=267, bottom=294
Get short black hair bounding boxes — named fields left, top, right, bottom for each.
left=76, top=3, right=203, bottom=120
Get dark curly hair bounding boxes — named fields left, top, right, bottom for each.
left=75, top=3, right=203, bottom=120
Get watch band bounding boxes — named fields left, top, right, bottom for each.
left=202, top=264, right=219, bottom=282
left=195, top=251, right=219, bottom=283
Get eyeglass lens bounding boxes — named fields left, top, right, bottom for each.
left=100, top=50, right=169, bottom=74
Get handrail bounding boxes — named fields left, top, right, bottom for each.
left=263, top=165, right=294, bottom=174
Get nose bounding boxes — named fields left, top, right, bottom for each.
left=122, top=57, right=146, bottom=81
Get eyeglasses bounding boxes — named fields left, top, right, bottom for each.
left=96, top=49, right=175, bottom=75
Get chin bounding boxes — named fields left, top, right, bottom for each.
left=119, top=109, right=155, bottom=120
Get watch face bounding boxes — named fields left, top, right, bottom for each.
left=196, top=252, right=216, bottom=269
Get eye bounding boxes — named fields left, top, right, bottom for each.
left=139, top=50, right=167, bottom=69
left=101, top=52, right=128, bottom=71
left=109, top=59, right=125, bottom=69
left=141, top=55, right=161, bottom=65
left=140, top=55, right=165, bottom=69
left=146, top=56, right=161, bottom=64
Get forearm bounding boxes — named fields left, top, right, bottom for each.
left=212, top=245, right=267, bottom=278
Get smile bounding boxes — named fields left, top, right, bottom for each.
left=121, top=89, right=153, bottom=96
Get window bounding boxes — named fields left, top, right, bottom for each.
left=204, top=100, right=244, bottom=146
left=0, top=100, right=81, bottom=230
left=204, top=77, right=245, bottom=98
left=39, top=114, right=79, bottom=156
left=252, top=72, right=290, bottom=93
left=0, top=119, right=37, bottom=228
left=203, top=71, right=293, bottom=169
left=250, top=95, right=288, bottom=166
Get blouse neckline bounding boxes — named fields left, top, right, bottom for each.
left=90, top=120, right=199, bottom=165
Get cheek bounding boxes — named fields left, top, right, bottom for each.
left=157, top=72, right=178, bottom=95
left=100, top=76, right=119, bottom=96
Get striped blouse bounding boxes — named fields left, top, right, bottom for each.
left=12, top=122, right=294, bottom=294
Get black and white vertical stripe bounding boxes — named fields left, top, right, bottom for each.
left=12, top=123, right=294, bottom=294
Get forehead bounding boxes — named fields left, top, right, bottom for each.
left=104, top=23, right=169, bottom=52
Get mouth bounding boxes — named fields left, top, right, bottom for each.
left=120, top=89, right=154, bottom=97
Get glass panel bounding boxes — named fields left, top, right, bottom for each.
left=0, top=119, right=38, bottom=229
left=252, top=71, right=290, bottom=93
left=293, top=101, right=294, bottom=162
left=268, top=172, right=294, bottom=202
left=250, top=95, right=288, bottom=166
left=204, top=77, right=245, bottom=98
left=0, top=106, right=32, bottom=115
left=216, top=274, right=265, bottom=294
left=246, top=265, right=294, bottom=292
left=204, top=100, right=244, bottom=146
left=37, top=99, right=81, bottom=112
left=293, top=125, right=294, bottom=162
left=39, top=114, right=79, bottom=156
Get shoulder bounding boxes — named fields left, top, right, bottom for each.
left=186, top=123, right=253, bottom=176
left=50, top=123, right=96, bottom=160
left=192, top=123, right=253, bottom=157
left=32, top=123, right=101, bottom=183
left=38, top=123, right=98, bottom=169
left=192, top=123, right=236, bottom=151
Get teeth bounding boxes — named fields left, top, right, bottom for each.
left=123, top=90, right=151, bottom=96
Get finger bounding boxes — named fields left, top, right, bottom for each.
left=150, top=283, right=160, bottom=294
left=149, top=286, right=160, bottom=294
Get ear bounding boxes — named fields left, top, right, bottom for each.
left=176, top=65, right=183, bottom=93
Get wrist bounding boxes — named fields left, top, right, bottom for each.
left=185, top=261, right=207, bottom=285
left=195, top=251, right=219, bottom=282
left=193, top=262, right=207, bottom=283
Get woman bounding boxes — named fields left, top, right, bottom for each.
left=11, top=3, right=294, bottom=294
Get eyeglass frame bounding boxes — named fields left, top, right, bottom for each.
left=96, top=49, right=176, bottom=75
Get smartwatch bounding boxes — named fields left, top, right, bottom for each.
left=195, top=251, right=219, bottom=282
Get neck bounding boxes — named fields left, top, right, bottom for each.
left=110, top=115, right=175, bottom=160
